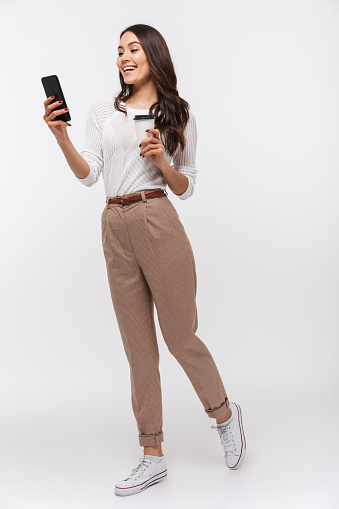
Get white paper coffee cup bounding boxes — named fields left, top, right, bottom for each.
left=133, top=114, right=155, bottom=147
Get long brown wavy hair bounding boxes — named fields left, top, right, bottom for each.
left=113, top=24, right=191, bottom=157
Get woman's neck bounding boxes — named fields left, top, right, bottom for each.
left=124, top=98, right=158, bottom=109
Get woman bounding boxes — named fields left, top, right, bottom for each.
left=43, top=23, right=246, bottom=497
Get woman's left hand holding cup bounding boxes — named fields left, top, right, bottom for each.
left=139, top=128, right=167, bottom=172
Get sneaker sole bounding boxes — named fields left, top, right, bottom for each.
left=227, top=402, right=246, bottom=470
left=115, top=469, right=168, bottom=496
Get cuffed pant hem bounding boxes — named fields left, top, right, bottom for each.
left=205, top=397, right=230, bottom=419
left=139, top=431, right=164, bottom=446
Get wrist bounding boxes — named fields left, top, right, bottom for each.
left=159, top=160, right=172, bottom=173
left=57, top=136, right=71, bottom=148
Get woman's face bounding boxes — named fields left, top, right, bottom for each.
left=117, top=31, right=151, bottom=85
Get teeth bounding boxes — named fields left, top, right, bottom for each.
left=124, top=67, right=137, bottom=71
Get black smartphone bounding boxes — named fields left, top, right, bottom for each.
left=41, top=74, right=71, bottom=122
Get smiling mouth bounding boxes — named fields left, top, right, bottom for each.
left=123, top=67, right=137, bottom=74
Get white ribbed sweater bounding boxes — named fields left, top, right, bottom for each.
left=77, top=100, right=198, bottom=200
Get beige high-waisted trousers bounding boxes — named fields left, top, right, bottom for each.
left=101, top=188, right=230, bottom=446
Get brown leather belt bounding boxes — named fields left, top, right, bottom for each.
left=107, top=189, right=167, bottom=205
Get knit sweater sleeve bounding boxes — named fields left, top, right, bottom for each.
left=77, top=103, right=104, bottom=187
left=171, top=110, right=198, bottom=200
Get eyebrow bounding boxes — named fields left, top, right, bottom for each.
left=117, top=41, right=140, bottom=50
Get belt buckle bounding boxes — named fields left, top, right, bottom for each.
left=121, top=196, right=131, bottom=205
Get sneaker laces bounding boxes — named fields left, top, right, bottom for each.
left=128, top=456, right=152, bottom=479
left=211, top=423, right=236, bottom=454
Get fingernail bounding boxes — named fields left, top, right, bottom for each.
left=145, top=129, right=149, bottom=132
left=139, top=143, right=141, bottom=147
left=58, top=101, right=63, bottom=103
left=51, top=95, right=55, bottom=99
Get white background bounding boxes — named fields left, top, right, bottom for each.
left=1, top=0, right=338, bottom=507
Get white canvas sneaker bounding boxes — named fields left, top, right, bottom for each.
left=211, top=401, right=246, bottom=469
left=114, top=454, right=168, bottom=496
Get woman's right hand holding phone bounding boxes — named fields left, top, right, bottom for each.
left=43, top=96, right=71, bottom=144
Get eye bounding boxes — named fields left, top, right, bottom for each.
left=118, top=49, right=139, bottom=56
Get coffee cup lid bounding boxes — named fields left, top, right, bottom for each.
left=133, top=114, right=155, bottom=120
